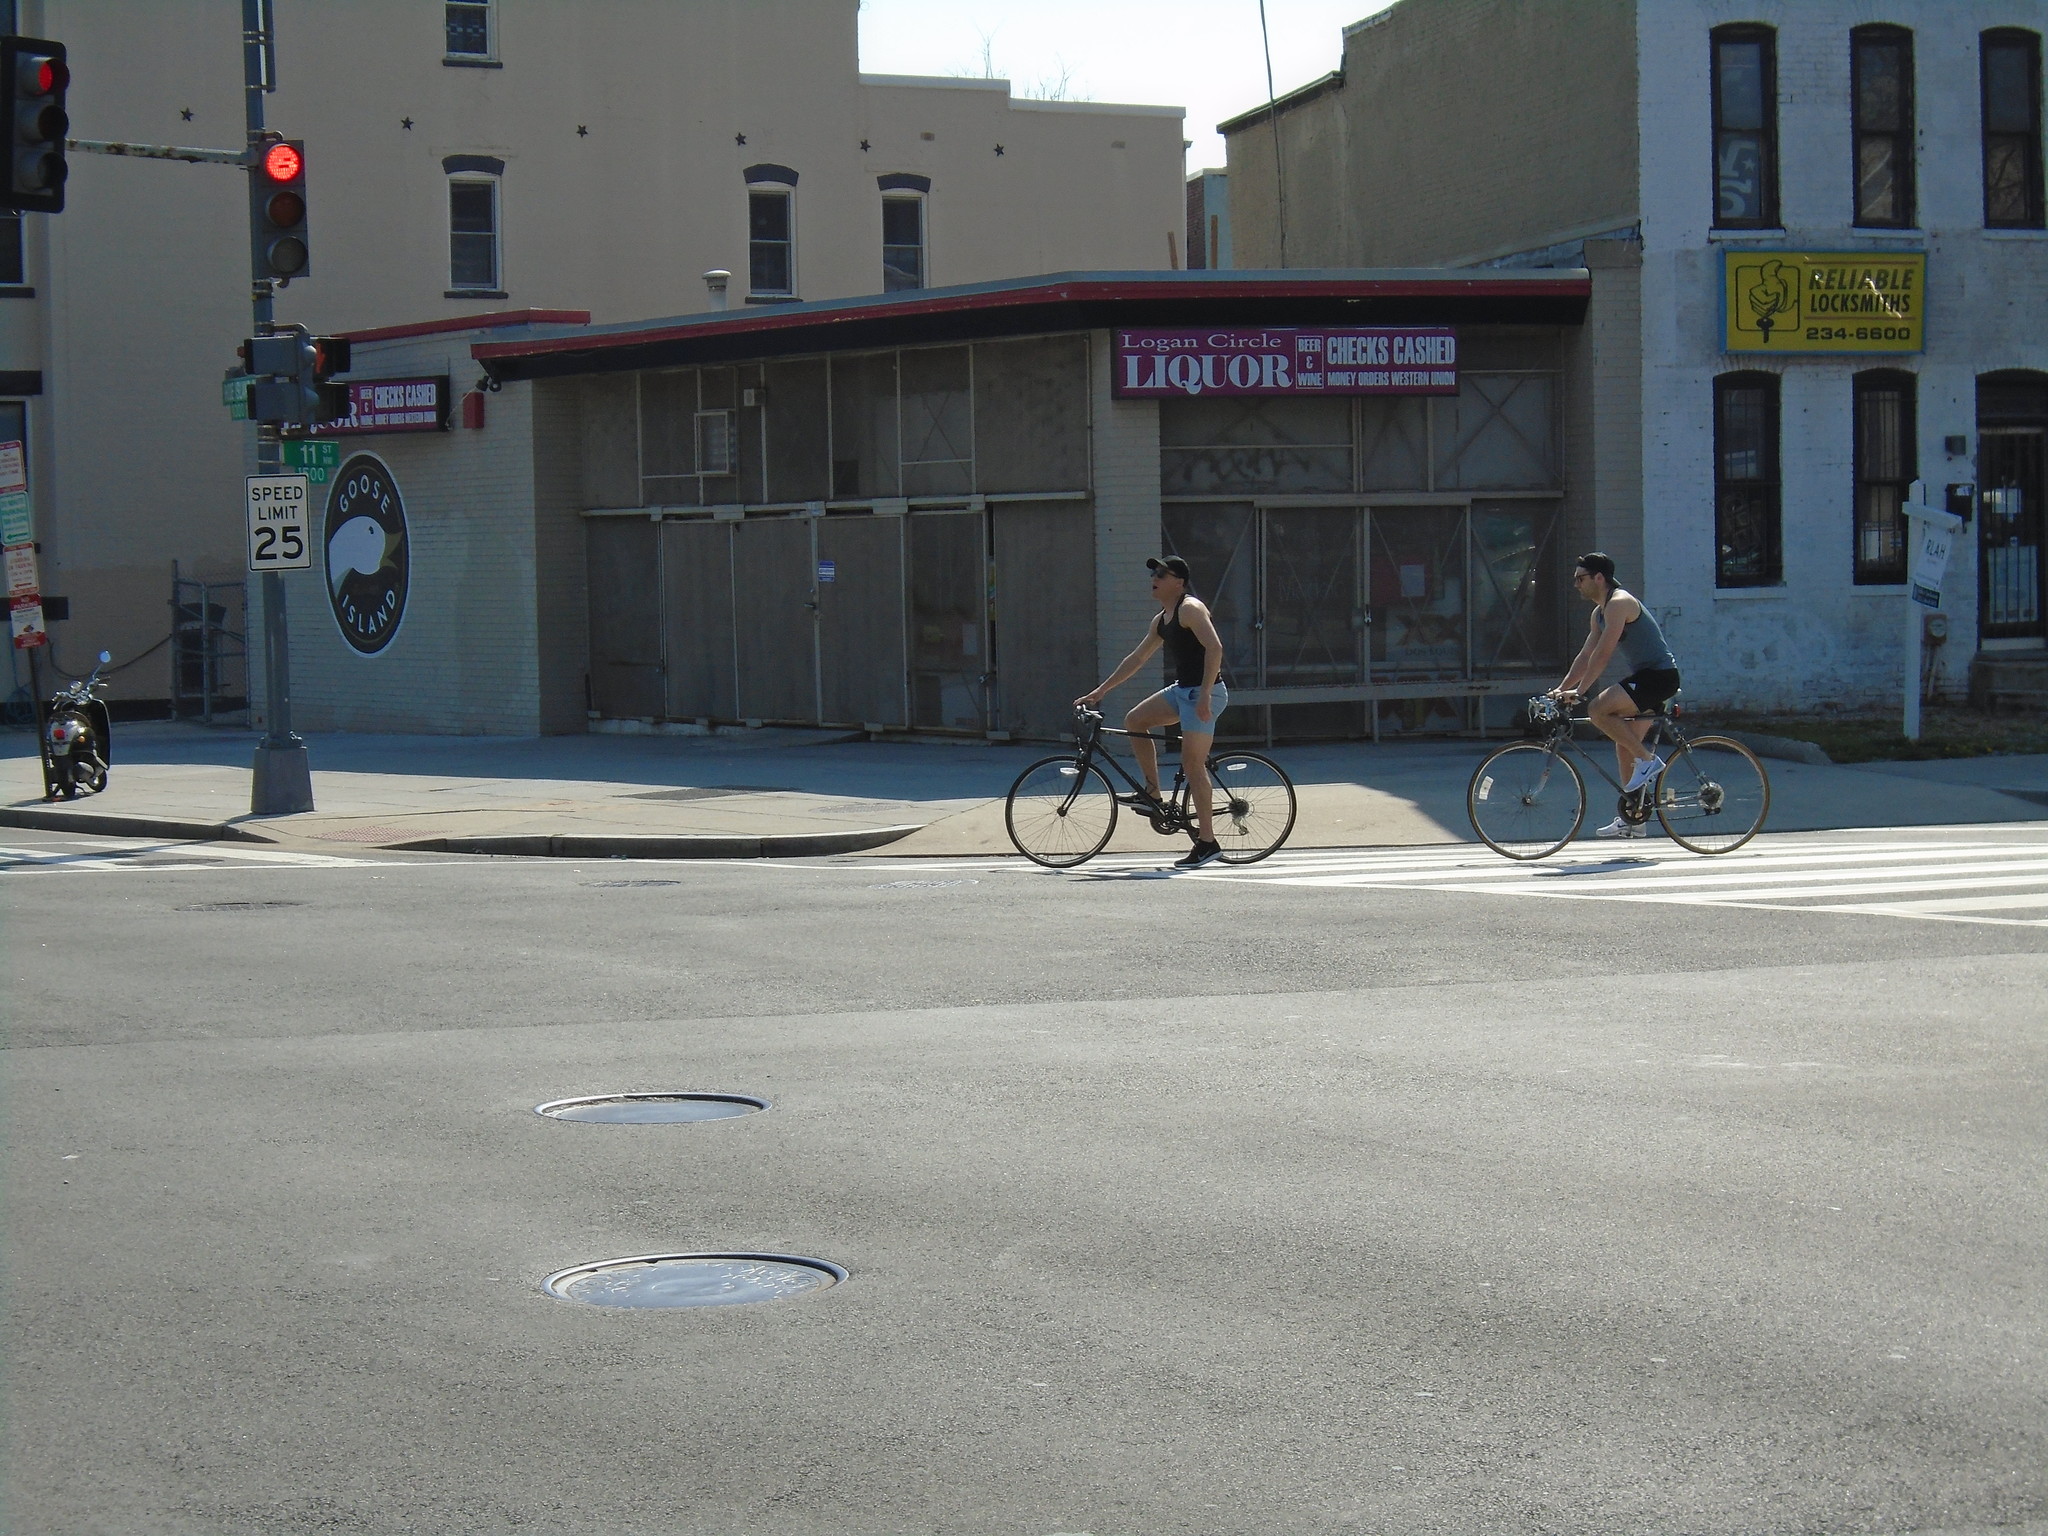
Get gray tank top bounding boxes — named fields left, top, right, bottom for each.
left=1597, top=599, right=1677, bottom=673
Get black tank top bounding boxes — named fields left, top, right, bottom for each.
left=1157, top=596, right=1208, bottom=687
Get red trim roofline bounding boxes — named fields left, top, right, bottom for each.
left=345, top=308, right=591, bottom=345
left=470, top=275, right=1587, bottom=364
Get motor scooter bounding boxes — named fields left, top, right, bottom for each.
left=41, top=649, right=112, bottom=800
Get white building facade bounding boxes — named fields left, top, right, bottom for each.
left=1226, top=0, right=2048, bottom=713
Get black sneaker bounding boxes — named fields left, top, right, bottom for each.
left=1175, top=839, right=1222, bottom=868
left=1119, top=790, right=1165, bottom=811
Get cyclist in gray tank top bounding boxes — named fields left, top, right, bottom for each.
left=1550, top=551, right=1684, bottom=839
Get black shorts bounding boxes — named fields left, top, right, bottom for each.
left=1620, top=668, right=1681, bottom=711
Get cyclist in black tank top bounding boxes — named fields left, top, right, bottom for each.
left=1076, top=555, right=1230, bottom=867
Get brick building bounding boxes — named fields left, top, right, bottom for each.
left=1224, top=0, right=2048, bottom=713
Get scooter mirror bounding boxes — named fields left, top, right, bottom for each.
left=97, top=650, right=111, bottom=664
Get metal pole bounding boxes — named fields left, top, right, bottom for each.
left=245, top=0, right=312, bottom=814
left=1903, top=590, right=1922, bottom=742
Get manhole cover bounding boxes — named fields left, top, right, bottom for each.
left=535, top=1092, right=768, bottom=1123
left=177, top=900, right=307, bottom=911
left=543, top=1252, right=846, bottom=1308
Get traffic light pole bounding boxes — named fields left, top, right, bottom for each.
left=242, top=0, right=312, bottom=815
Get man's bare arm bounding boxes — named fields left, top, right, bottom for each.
left=1077, top=620, right=1165, bottom=706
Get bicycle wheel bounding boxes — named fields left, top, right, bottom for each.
left=1005, top=756, right=1119, bottom=868
left=1468, top=742, right=1585, bottom=860
left=1655, top=735, right=1769, bottom=854
left=1207, top=751, right=1297, bottom=864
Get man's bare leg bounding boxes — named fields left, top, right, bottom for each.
left=1181, top=732, right=1215, bottom=841
left=1124, top=695, right=1178, bottom=798
left=1589, top=684, right=1655, bottom=781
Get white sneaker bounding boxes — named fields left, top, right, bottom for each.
left=1594, top=816, right=1643, bottom=839
left=1623, top=755, right=1665, bottom=793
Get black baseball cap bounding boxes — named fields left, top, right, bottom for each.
left=1146, top=555, right=1191, bottom=581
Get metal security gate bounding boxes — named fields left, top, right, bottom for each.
left=1161, top=500, right=1563, bottom=738
left=1979, top=428, right=2044, bottom=640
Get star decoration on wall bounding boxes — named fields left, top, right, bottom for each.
left=577, top=125, right=588, bottom=137
left=401, top=117, right=414, bottom=130
left=180, top=108, right=193, bottom=121
left=993, top=144, right=1005, bottom=156
left=734, top=132, right=747, bottom=146
left=859, top=139, right=871, bottom=152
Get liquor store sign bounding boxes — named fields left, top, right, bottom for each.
left=1722, top=251, right=1925, bottom=354
left=1113, top=328, right=1458, bottom=398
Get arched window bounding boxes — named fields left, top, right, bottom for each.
left=879, top=174, right=930, bottom=292
left=1715, top=371, right=1781, bottom=586
left=443, top=155, right=504, bottom=295
left=1853, top=370, right=1916, bottom=583
left=1852, top=26, right=1915, bottom=228
left=1982, top=30, right=2044, bottom=228
left=744, top=165, right=799, bottom=300
left=1711, top=25, right=1778, bottom=228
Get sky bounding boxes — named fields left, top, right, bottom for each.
left=856, top=0, right=1398, bottom=174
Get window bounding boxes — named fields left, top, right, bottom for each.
left=0, top=213, right=22, bottom=286
left=1712, top=26, right=1779, bottom=228
left=446, top=1, right=490, bottom=58
left=448, top=179, right=499, bottom=291
left=1853, top=27, right=1915, bottom=227
left=1854, top=371, right=1916, bottom=584
left=1715, top=372, right=1782, bottom=587
left=695, top=410, right=736, bottom=476
left=749, top=189, right=793, bottom=297
left=1983, top=30, right=2045, bottom=228
left=882, top=195, right=924, bottom=291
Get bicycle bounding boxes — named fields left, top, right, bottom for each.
left=1467, top=695, right=1770, bottom=860
left=1003, top=707, right=1298, bottom=869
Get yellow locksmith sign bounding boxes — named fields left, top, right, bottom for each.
left=1722, top=250, right=1925, bottom=354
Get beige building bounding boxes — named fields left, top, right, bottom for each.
left=7, top=0, right=1184, bottom=708
left=1224, top=0, right=2048, bottom=714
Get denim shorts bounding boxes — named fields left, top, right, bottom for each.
left=1166, top=682, right=1227, bottom=734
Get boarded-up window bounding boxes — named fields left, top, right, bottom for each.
left=900, top=346, right=972, bottom=496
left=830, top=352, right=900, bottom=499
left=1159, top=396, right=1351, bottom=495
left=641, top=369, right=700, bottom=505
left=765, top=358, right=830, bottom=502
left=974, top=335, right=1089, bottom=493
left=1432, top=375, right=1558, bottom=490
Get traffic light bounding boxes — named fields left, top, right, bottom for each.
left=240, top=328, right=351, bottom=429
left=249, top=138, right=310, bottom=281
left=0, top=37, right=69, bottom=214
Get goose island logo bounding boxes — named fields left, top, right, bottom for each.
left=1723, top=250, right=1925, bottom=354
left=323, top=454, right=408, bottom=655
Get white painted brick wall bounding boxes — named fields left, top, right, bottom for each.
left=1088, top=329, right=1163, bottom=689
left=1639, top=0, right=2048, bottom=712
left=249, top=334, right=544, bottom=735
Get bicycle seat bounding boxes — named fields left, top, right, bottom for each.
left=1644, top=689, right=1682, bottom=718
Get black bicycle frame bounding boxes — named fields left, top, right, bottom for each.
left=1066, top=710, right=1199, bottom=829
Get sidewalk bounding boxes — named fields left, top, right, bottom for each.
left=3, top=722, right=2045, bottom=856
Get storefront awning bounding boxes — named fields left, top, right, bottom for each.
left=465, top=269, right=1591, bottom=384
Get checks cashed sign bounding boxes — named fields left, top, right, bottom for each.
left=316, top=376, right=450, bottom=436
left=1112, top=328, right=1458, bottom=399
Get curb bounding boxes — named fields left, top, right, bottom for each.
left=390, top=824, right=926, bottom=859
left=0, top=806, right=275, bottom=843
left=1721, top=731, right=1834, bottom=766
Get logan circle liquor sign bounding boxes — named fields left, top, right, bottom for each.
left=324, top=454, right=409, bottom=655
left=1113, top=328, right=1458, bottom=398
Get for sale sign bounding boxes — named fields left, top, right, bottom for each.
left=1112, top=328, right=1458, bottom=399
left=246, top=474, right=313, bottom=571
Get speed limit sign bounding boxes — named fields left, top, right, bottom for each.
left=246, top=474, right=312, bottom=571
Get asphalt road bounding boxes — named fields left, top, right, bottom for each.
left=5, top=823, right=2045, bottom=1536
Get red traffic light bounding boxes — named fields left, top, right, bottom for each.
left=16, top=53, right=64, bottom=96
left=261, top=142, right=302, bottom=183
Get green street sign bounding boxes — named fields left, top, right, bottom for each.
left=222, top=376, right=252, bottom=420
left=281, top=438, right=339, bottom=482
